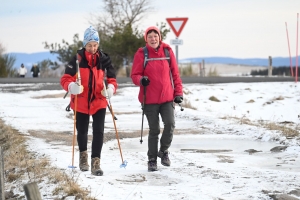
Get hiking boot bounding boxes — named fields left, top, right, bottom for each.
left=157, top=150, right=171, bottom=166
left=91, top=157, right=103, bottom=176
left=79, top=151, right=89, bottom=171
left=148, top=158, right=158, bottom=172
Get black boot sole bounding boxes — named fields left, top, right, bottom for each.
left=92, top=172, right=103, bottom=176
left=148, top=168, right=158, bottom=172
left=161, top=162, right=170, bottom=167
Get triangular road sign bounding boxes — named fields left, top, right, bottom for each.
left=166, top=17, right=188, bottom=38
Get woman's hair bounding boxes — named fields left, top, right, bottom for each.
left=144, top=26, right=161, bottom=41
left=147, top=29, right=159, bottom=36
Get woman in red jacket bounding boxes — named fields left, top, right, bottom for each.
left=131, top=26, right=183, bottom=171
left=61, top=26, right=117, bottom=176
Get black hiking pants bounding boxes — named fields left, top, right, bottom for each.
left=144, top=101, right=175, bottom=160
left=76, top=108, right=106, bottom=158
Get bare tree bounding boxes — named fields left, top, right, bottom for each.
left=0, top=43, right=5, bottom=56
left=0, top=43, right=17, bottom=77
left=90, top=0, right=154, bottom=34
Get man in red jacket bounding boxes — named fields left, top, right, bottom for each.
left=131, top=26, right=183, bottom=171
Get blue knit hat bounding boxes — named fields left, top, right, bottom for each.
left=83, top=26, right=99, bottom=47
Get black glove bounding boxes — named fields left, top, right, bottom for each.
left=174, top=96, right=183, bottom=103
left=140, top=76, right=150, bottom=86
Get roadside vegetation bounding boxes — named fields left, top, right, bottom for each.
left=0, top=43, right=17, bottom=77
left=182, top=87, right=299, bottom=138
left=220, top=114, right=299, bottom=138
left=0, top=118, right=95, bottom=199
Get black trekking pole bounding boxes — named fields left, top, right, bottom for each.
left=178, top=103, right=184, bottom=111
left=63, top=91, right=68, bottom=99
left=140, top=86, right=146, bottom=144
left=107, top=104, right=117, bottom=120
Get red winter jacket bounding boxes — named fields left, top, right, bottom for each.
left=60, top=48, right=117, bottom=115
left=131, top=42, right=183, bottom=104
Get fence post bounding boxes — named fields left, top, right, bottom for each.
left=23, top=182, right=42, bottom=200
left=199, top=63, right=202, bottom=77
left=0, top=146, right=4, bottom=200
left=202, top=59, right=206, bottom=77
left=268, top=56, right=273, bottom=77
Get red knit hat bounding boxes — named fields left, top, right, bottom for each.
left=144, top=26, right=161, bottom=42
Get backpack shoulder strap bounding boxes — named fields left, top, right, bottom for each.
left=163, top=48, right=174, bottom=89
left=163, top=48, right=170, bottom=66
left=143, top=46, right=148, bottom=69
left=143, top=46, right=170, bottom=69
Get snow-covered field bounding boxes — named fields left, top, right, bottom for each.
left=178, top=63, right=268, bottom=76
left=0, top=81, right=300, bottom=199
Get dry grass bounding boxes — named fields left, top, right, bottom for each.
left=246, top=99, right=255, bottom=103
left=181, top=99, right=197, bottom=110
left=32, top=93, right=67, bottom=99
left=180, top=65, right=194, bottom=76
left=183, top=88, right=193, bottom=95
left=274, top=96, right=284, bottom=101
left=259, top=121, right=299, bottom=138
left=263, top=96, right=285, bottom=106
left=209, top=96, right=221, bottom=102
left=28, top=130, right=80, bottom=146
left=207, top=67, right=219, bottom=77
left=222, top=115, right=299, bottom=137
left=0, top=118, right=96, bottom=199
left=223, top=115, right=253, bottom=125
left=28, top=129, right=144, bottom=148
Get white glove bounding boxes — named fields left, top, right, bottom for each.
left=101, top=84, right=114, bottom=99
left=68, top=82, right=84, bottom=95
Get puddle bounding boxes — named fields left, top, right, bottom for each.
left=122, top=134, right=275, bottom=152
left=170, top=135, right=275, bottom=152
left=121, top=134, right=300, bottom=172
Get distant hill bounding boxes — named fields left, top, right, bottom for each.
left=7, top=52, right=58, bottom=68
left=6, top=51, right=300, bottom=68
left=179, top=56, right=300, bottom=67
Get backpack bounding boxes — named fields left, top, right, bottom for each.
left=143, top=46, right=170, bottom=69
left=142, top=46, right=174, bottom=88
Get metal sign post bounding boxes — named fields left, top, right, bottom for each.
left=166, top=17, right=188, bottom=64
left=170, top=38, right=183, bottom=64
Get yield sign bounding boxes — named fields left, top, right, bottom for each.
left=166, top=17, right=188, bottom=38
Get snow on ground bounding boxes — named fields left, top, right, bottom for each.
left=0, top=81, right=300, bottom=199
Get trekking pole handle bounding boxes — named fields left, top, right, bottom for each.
left=103, top=80, right=117, bottom=120
left=76, top=60, right=81, bottom=85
